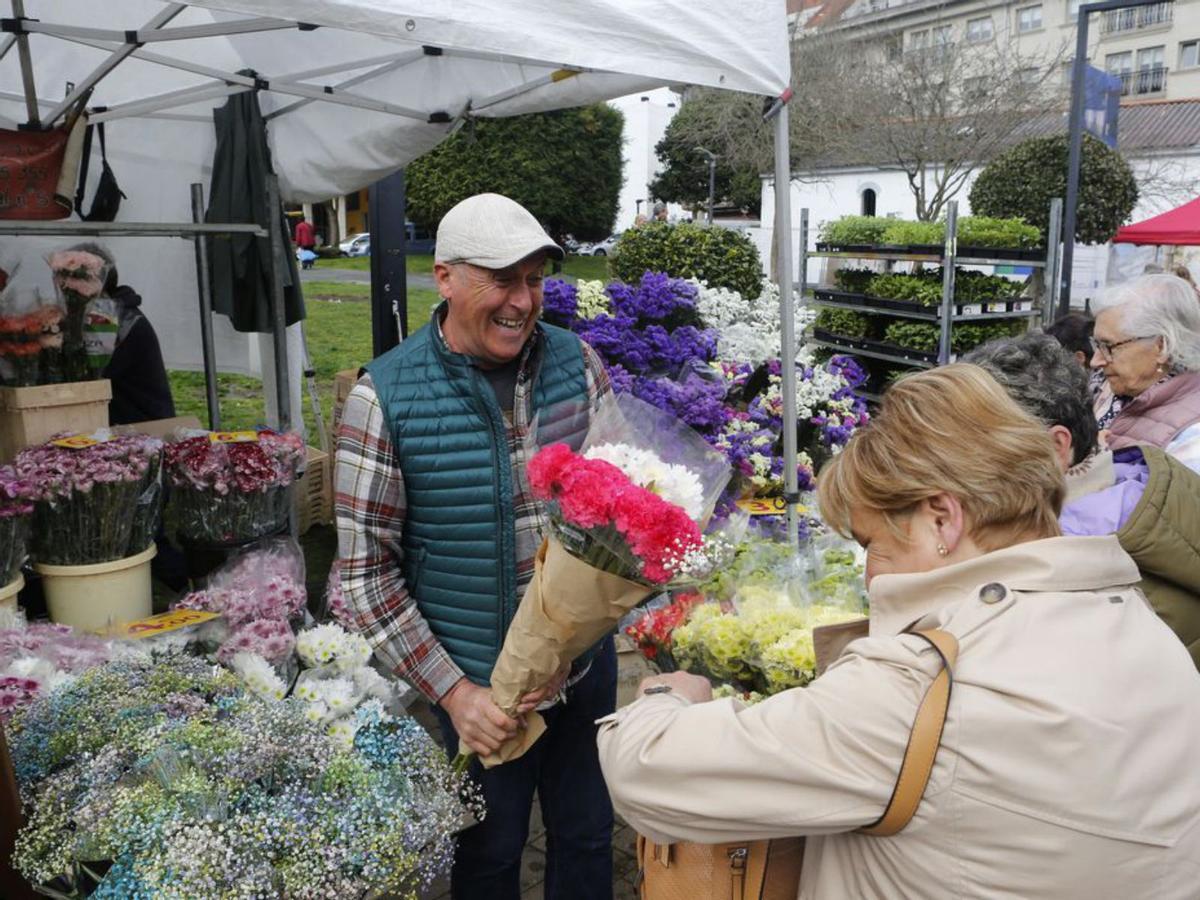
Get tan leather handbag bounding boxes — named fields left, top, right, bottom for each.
left=635, top=628, right=958, bottom=900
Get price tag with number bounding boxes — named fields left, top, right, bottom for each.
left=736, top=497, right=808, bottom=517
left=209, top=430, right=259, bottom=444
left=51, top=434, right=104, bottom=450
left=100, top=609, right=219, bottom=638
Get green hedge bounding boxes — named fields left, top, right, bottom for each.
left=611, top=222, right=763, bottom=298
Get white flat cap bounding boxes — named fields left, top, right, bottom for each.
left=434, top=193, right=564, bottom=269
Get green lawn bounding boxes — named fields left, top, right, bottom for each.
left=312, top=253, right=609, bottom=281
left=169, top=286, right=441, bottom=438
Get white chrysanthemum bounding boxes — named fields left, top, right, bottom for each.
left=327, top=717, right=362, bottom=750
left=303, top=699, right=329, bottom=724
left=312, top=675, right=360, bottom=716
left=4, top=656, right=56, bottom=681
left=352, top=666, right=394, bottom=703
left=229, top=651, right=287, bottom=702
left=332, top=632, right=372, bottom=673
left=583, top=442, right=705, bottom=519
left=295, top=623, right=348, bottom=667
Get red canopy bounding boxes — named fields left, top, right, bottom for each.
left=1113, top=195, right=1200, bottom=245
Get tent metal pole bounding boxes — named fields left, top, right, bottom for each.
left=0, top=35, right=16, bottom=65
left=19, top=17, right=299, bottom=45
left=11, top=0, right=39, bottom=126
left=42, top=3, right=186, bottom=126
left=369, top=169, right=407, bottom=354
left=265, top=175, right=293, bottom=433
left=190, top=183, right=222, bottom=431
left=770, top=101, right=799, bottom=547
left=265, top=50, right=425, bottom=121
left=91, top=83, right=252, bottom=124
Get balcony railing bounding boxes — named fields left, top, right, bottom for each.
left=1101, top=1, right=1172, bottom=34
left=1112, top=66, right=1169, bottom=95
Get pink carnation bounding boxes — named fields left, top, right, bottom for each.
left=527, top=444, right=575, bottom=499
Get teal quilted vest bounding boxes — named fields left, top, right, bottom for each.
left=366, top=309, right=589, bottom=684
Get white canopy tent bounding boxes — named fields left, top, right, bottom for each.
left=0, top=0, right=804, bottom=538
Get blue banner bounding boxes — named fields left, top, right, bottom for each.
left=1084, top=65, right=1122, bottom=148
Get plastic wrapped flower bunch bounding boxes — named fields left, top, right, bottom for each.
left=164, top=428, right=305, bottom=544
left=0, top=620, right=112, bottom=722
left=173, top=538, right=307, bottom=665
left=8, top=653, right=474, bottom=899
left=230, top=622, right=393, bottom=749
left=0, top=463, right=34, bottom=586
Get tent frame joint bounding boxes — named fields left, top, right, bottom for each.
left=0, top=17, right=30, bottom=36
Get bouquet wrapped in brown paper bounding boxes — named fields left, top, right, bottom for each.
left=468, top=394, right=732, bottom=768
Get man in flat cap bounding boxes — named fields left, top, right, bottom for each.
left=336, top=193, right=615, bottom=899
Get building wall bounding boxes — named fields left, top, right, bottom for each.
left=813, top=0, right=1200, bottom=102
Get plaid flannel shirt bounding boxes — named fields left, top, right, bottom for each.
left=335, top=325, right=611, bottom=702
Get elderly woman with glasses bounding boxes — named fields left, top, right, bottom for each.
left=1091, top=274, right=1200, bottom=472
left=597, top=366, right=1200, bottom=898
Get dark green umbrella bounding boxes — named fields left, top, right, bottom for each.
left=205, top=79, right=305, bottom=334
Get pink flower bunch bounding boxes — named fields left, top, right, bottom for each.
left=216, top=617, right=296, bottom=664
left=164, top=430, right=305, bottom=495
left=0, top=675, right=38, bottom=720
left=46, top=250, right=107, bottom=301
left=324, top=560, right=357, bottom=630
left=14, top=435, right=159, bottom=501
left=0, top=622, right=72, bottom=657
left=179, top=575, right=305, bottom=628
left=0, top=465, right=34, bottom=518
left=528, top=443, right=703, bottom=584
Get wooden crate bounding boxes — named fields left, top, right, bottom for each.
left=297, top=445, right=333, bottom=534
left=0, top=379, right=111, bottom=462
left=331, top=368, right=360, bottom=438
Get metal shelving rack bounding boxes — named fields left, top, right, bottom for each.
left=803, top=198, right=1064, bottom=375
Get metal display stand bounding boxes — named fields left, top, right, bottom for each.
left=0, top=194, right=276, bottom=431
left=805, top=198, right=1064, bottom=401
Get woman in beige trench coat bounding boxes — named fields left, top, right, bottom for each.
left=598, top=365, right=1200, bottom=899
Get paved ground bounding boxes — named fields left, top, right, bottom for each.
left=417, top=640, right=655, bottom=900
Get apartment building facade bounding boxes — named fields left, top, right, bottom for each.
left=794, top=0, right=1200, bottom=102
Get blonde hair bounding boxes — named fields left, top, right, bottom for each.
left=817, top=364, right=1064, bottom=552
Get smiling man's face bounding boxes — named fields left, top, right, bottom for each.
left=434, top=253, right=546, bottom=367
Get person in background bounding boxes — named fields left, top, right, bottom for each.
left=1044, top=312, right=1109, bottom=418
left=966, top=333, right=1200, bottom=668
left=597, top=365, right=1200, bottom=898
left=336, top=193, right=615, bottom=900
left=1174, top=265, right=1200, bottom=300
left=1091, top=274, right=1200, bottom=472
left=294, top=216, right=316, bottom=251
left=67, top=242, right=174, bottom=425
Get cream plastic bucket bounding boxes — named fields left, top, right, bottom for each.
left=36, top=544, right=156, bottom=631
left=0, top=572, right=23, bottom=615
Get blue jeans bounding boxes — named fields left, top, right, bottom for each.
left=434, top=637, right=617, bottom=900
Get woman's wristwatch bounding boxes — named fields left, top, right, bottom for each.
left=642, top=684, right=673, bottom=696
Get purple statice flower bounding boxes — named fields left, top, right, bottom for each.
left=606, top=363, right=635, bottom=396
left=632, top=374, right=732, bottom=438
left=574, top=313, right=639, bottom=368
left=541, top=278, right=577, bottom=327
left=610, top=272, right=699, bottom=323
left=828, top=354, right=868, bottom=389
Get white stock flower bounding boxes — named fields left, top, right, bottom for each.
left=575, top=280, right=610, bottom=319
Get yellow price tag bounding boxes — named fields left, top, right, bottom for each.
left=100, top=609, right=220, bottom=638
left=50, top=434, right=103, bottom=450
left=209, top=430, right=259, bottom=444
left=736, top=497, right=808, bottom=517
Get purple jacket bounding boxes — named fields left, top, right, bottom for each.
left=1060, top=448, right=1148, bottom=536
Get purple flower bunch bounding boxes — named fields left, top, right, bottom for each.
left=0, top=464, right=33, bottom=585
left=0, top=465, right=33, bottom=518
left=630, top=373, right=732, bottom=437
left=15, top=434, right=163, bottom=565
left=607, top=272, right=699, bottom=323
left=0, top=622, right=113, bottom=720
left=217, top=617, right=296, bottom=665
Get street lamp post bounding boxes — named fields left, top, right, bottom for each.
left=694, top=146, right=718, bottom=225
left=1061, top=0, right=1166, bottom=316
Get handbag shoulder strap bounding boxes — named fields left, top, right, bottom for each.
left=73, top=120, right=95, bottom=217
left=857, top=628, right=958, bottom=838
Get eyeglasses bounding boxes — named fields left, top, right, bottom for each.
left=1089, top=335, right=1154, bottom=362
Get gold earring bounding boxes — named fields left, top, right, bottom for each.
left=937, top=544, right=948, bottom=557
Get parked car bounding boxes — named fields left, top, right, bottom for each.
left=588, top=234, right=620, bottom=256
left=405, top=222, right=436, bottom=255
left=339, top=232, right=370, bottom=256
